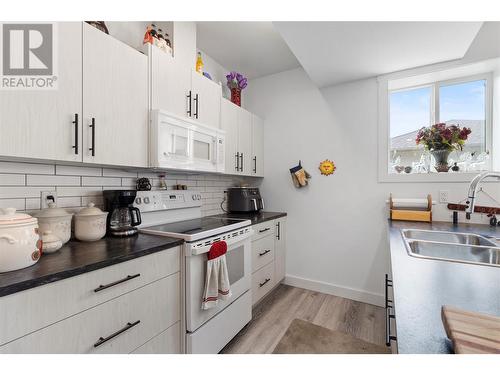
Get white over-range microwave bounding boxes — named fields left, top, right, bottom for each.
left=150, top=110, right=225, bottom=173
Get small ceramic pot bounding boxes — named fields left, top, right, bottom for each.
left=41, top=230, right=63, bottom=253
left=74, top=203, right=108, bottom=242
left=36, top=202, right=73, bottom=244
left=0, top=208, right=42, bottom=273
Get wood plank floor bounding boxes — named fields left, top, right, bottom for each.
left=221, top=284, right=386, bottom=354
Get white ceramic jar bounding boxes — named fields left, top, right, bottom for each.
left=41, top=230, right=63, bottom=253
left=35, top=202, right=73, bottom=244
left=74, top=203, right=108, bottom=242
left=0, top=208, right=42, bottom=273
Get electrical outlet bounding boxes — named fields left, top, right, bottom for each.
left=41, top=191, right=58, bottom=208
left=439, top=190, right=449, bottom=203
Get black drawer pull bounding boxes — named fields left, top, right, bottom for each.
left=194, top=93, right=199, bottom=119
left=259, top=228, right=270, bottom=233
left=89, top=117, right=95, bottom=156
left=259, top=278, right=271, bottom=288
left=187, top=91, right=192, bottom=116
left=72, top=113, right=78, bottom=154
left=94, top=320, right=141, bottom=348
left=259, top=249, right=271, bottom=257
left=94, top=274, right=141, bottom=293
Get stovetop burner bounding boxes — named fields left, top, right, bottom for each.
left=139, top=216, right=251, bottom=242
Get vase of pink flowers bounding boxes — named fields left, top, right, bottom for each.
left=226, top=71, right=247, bottom=107
left=416, top=123, right=472, bottom=172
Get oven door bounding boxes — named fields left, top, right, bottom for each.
left=185, top=235, right=251, bottom=333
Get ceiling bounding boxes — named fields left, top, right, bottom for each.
left=274, top=22, right=484, bottom=87
left=196, top=22, right=300, bottom=80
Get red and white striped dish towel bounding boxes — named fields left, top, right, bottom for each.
left=201, top=241, right=232, bottom=310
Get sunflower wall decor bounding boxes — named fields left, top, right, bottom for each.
left=319, top=159, right=336, bottom=176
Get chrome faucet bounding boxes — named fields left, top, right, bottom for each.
left=465, top=171, right=500, bottom=219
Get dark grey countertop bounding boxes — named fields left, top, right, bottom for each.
left=388, top=220, right=500, bottom=354
left=0, top=234, right=183, bottom=297
left=209, top=211, right=287, bottom=225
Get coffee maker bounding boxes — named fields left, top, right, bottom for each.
left=103, top=190, right=142, bottom=237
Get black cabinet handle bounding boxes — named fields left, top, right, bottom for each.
left=94, top=273, right=141, bottom=293
left=276, top=222, right=281, bottom=240
left=187, top=91, right=192, bottom=117
left=253, top=156, right=257, bottom=173
left=89, top=118, right=95, bottom=156
left=259, top=228, right=270, bottom=233
left=235, top=152, right=240, bottom=172
left=194, top=93, right=199, bottom=119
left=72, top=113, right=78, bottom=155
left=240, top=153, right=244, bottom=172
left=94, top=320, right=141, bottom=348
left=259, top=278, right=271, bottom=288
left=259, top=249, right=271, bottom=257
left=385, top=274, right=397, bottom=346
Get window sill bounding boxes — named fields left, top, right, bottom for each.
left=378, top=172, right=484, bottom=183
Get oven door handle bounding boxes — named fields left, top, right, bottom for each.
left=188, top=229, right=255, bottom=256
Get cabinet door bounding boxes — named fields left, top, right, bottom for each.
left=220, top=99, right=239, bottom=174
left=274, top=218, right=287, bottom=283
left=251, top=114, right=264, bottom=177
left=237, top=108, right=252, bottom=175
left=0, top=22, right=82, bottom=162
left=82, top=23, right=148, bottom=167
left=191, top=70, right=221, bottom=129
left=150, top=45, right=191, bottom=118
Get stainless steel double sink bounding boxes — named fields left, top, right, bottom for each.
left=402, top=229, right=500, bottom=267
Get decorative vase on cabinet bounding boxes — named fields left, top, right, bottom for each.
left=231, top=87, right=242, bottom=107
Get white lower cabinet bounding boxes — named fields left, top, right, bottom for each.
left=250, top=218, right=286, bottom=306
left=132, top=322, right=181, bottom=354
left=274, top=217, right=287, bottom=282
left=0, top=247, right=182, bottom=354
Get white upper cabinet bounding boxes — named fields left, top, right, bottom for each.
left=251, top=114, right=264, bottom=177
left=220, top=99, right=239, bottom=174
left=190, top=71, right=221, bottom=129
left=237, top=108, right=252, bottom=175
left=150, top=45, right=191, bottom=118
left=220, top=99, right=253, bottom=176
left=0, top=22, right=82, bottom=162
left=82, top=23, right=149, bottom=167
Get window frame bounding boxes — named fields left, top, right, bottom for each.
left=379, top=71, right=493, bottom=182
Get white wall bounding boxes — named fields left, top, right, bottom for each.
left=244, top=68, right=500, bottom=306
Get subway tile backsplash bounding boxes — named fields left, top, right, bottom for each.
left=0, top=161, right=259, bottom=217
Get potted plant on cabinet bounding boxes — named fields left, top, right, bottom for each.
left=226, top=71, right=247, bottom=107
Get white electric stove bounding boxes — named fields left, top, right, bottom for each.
left=134, top=190, right=253, bottom=354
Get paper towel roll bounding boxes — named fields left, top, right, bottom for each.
left=391, top=198, right=429, bottom=209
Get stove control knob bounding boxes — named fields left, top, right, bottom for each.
left=135, top=197, right=142, bottom=205
left=144, top=197, right=150, bottom=204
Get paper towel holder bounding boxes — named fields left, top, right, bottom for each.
left=389, top=194, right=433, bottom=222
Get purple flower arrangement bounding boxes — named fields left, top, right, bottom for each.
left=226, top=71, right=248, bottom=90
left=416, top=123, right=472, bottom=151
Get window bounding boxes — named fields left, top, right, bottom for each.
left=388, top=75, right=490, bottom=175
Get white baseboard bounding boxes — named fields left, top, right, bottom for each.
left=283, top=274, right=384, bottom=307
